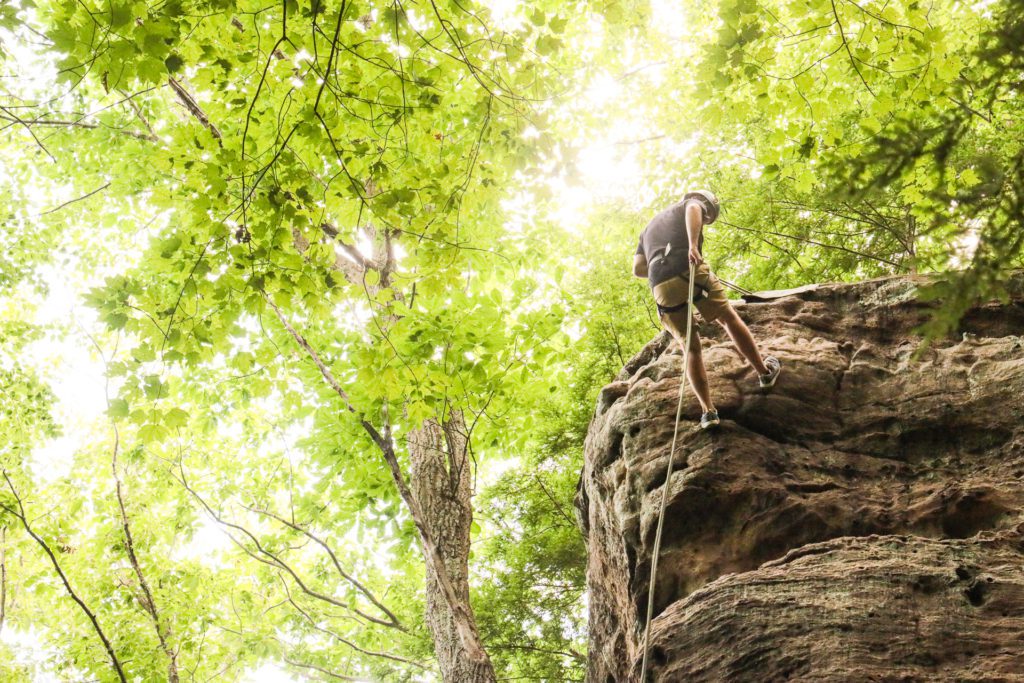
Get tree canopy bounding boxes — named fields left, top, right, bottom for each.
left=0, top=0, right=1020, bottom=680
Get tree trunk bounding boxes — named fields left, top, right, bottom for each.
left=409, top=413, right=497, bottom=683
left=276, top=231, right=499, bottom=676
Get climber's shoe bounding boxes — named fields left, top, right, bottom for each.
left=700, top=410, right=720, bottom=430
left=759, top=356, right=782, bottom=392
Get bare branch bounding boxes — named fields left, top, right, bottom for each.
left=0, top=112, right=158, bottom=142
left=831, top=0, right=876, bottom=97
left=488, top=642, right=585, bottom=662
left=122, top=93, right=160, bottom=140
left=167, top=77, right=222, bottom=139
left=39, top=181, right=111, bottom=217
left=283, top=656, right=373, bottom=681
left=245, top=505, right=404, bottom=630
left=720, top=219, right=899, bottom=267
left=282, top=587, right=427, bottom=670
left=0, top=105, right=56, bottom=161
left=175, top=467, right=399, bottom=629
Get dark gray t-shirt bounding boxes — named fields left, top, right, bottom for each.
left=636, top=197, right=709, bottom=286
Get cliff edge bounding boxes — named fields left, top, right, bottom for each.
left=577, top=273, right=1024, bottom=681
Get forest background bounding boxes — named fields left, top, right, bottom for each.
left=0, top=0, right=1021, bottom=680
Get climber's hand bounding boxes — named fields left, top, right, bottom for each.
left=688, top=247, right=703, bottom=266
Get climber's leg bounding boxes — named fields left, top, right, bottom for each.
left=716, top=305, right=769, bottom=375
left=685, top=331, right=715, bottom=414
left=661, top=311, right=715, bottom=413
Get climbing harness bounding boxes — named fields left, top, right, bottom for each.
left=639, top=268, right=697, bottom=683
left=656, top=274, right=707, bottom=316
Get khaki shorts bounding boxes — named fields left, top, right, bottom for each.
left=652, top=262, right=730, bottom=336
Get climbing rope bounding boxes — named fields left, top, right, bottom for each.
left=716, top=276, right=752, bottom=297
left=639, top=269, right=697, bottom=683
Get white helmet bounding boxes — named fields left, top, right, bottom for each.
left=683, top=189, right=720, bottom=224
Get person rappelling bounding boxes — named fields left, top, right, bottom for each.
left=632, top=190, right=782, bottom=429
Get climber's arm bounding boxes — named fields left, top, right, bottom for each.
left=686, top=201, right=704, bottom=266
left=634, top=234, right=648, bottom=277
left=633, top=253, right=648, bottom=278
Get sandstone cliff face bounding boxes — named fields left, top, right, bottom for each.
left=577, top=274, right=1024, bottom=682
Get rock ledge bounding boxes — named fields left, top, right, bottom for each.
left=577, top=273, right=1024, bottom=682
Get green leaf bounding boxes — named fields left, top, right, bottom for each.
left=960, top=168, right=980, bottom=187
left=108, top=398, right=130, bottom=419
left=133, top=344, right=156, bottom=362
left=164, top=53, right=184, bottom=73
left=138, top=422, right=168, bottom=442
left=143, top=375, right=164, bottom=399
left=536, top=35, right=563, bottom=56
left=159, top=236, right=182, bottom=257
left=164, top=407, right=189, bottom=428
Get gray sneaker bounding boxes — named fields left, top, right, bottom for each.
left=700, top=410, right=720, bottom=430
left=759, top=356, right=782, bottom=391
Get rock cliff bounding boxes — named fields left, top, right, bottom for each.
left=577, top=273, right=1024, bottom=682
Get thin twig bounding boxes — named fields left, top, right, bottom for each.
left=720, top=219, right=899, bottom=267
left=245, top=505, right=404, bottom=630
left=831, top=0, right=875, bottom=97
left=282, top=587, right=426, bottom=669
left=39, top=181, right=111, bottom=216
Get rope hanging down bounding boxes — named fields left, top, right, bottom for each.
left=639, top=269, right=697, bottom=683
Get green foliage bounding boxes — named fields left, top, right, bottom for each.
left=470, top=211, right=656, bottom=680
left=1, top=0, right=1022, bottom=678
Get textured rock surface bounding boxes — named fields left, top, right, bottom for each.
left=577, top=273, right=1024, bottom=682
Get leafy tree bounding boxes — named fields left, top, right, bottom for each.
left=1, top=0, right=1022, bottom=680
left=3, top=0, right=591, bottom=678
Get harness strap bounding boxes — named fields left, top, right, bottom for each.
left=656, top=278, right=708, bottom=316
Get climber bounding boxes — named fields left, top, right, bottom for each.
left=633, top=190, right=781, bottom=429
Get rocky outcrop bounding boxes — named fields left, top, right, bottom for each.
left=578, top=273, right=1024, bottom=682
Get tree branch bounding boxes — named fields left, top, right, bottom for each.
left=0, top=112, right=158, bottom=142
left=0, top=472, right=127, bottom=682
left=720, top=219, right=899, bottom=267
left=283, top=656, right=373, bottom=681
left=831, top=0, right=876, bottom=97
left=282, top=587, right=426, bottom=670
left=167, top=76, right=222, bottom=139
left=244, top=504, right=404, bottom=630
left=122, top=93, right=160, bottom=140
left=175, top=467, right=399, bottom=629
left=39, top=181, right=111, bottom=216
left=111, top=426, right=179, bottom=681
left=266, top=300, right=493, bottom=664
